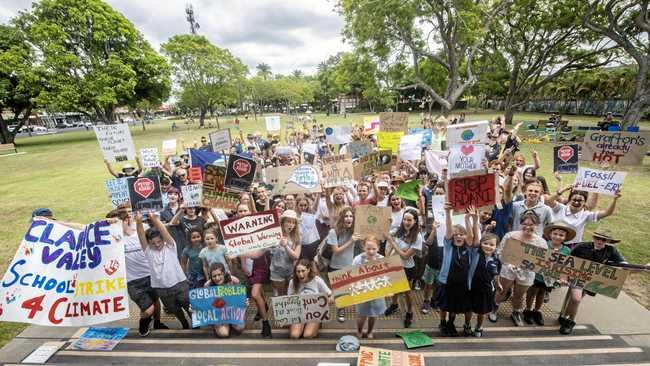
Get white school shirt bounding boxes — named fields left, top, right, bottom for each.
left=551, top=202, right=598, bottom=243
left=144, top=240, right=187, bottom=288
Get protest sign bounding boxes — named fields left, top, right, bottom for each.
left=580, top=130, right=650, bottom=166
left=22, top=342, right=64, bottom=364
left=396, top=331, right=434, bottom=349
left=431, top=132, right=445, bottom=150
left=189, top=285, right=247, bottom=328
left=302, top=143, right=318, bottom=156
left=322, top=158, right=355, bottom=188
left=377, top=131, right=403, bottom=153
left=448, top=143, right=486, bottom=176
left=354, top=205, right=391, bottom=238
left=328, top=256, right=409, bottom=308
left=225, top=154, right=257, bottom=192
left=181, top=184, right=202, bottom=207
left=271, top=293, right=330, bottom=327
left=357, top=346, right=425, bottom=366
left=127, top=176, right=163, bottom=214
left=276, top=145, right=297, bottom=156
left=188, top=166, right=202, bottom=182
left=93, top=124, right=136, bottom=162
left=348, top=140, right=372, bottom=160
left=573, top=167, right=626, bottom=196
left=394, top=180, right=421, bottom=202
left=325, top=126, right=352, bottom=145
left=399, top=134, right=423, bottom=161
left=267, top=164, right=322, bottom=195
left=363, top=115, right=380, bottom=134
left=202, top=164, right=239, bottom=210
left=0, top=219, right=129, bottom=326
left=424, top=150, right=448, bottom=177
left=554, top=144, right=579, bottom=173
left=161, top=139, right=177, bottom=155
left=68, top=327, right=128, bottom=351
left=500, top=239, right=628, bottom=298
left=446, top=172, right=497, bottom=213
left=409, top=128, right=433, bottom=146
left=379, top=112, right=409, bottom=132
left=322, top=153, right=351, bottom=164
left=265, top=116, right=281, bottom=131
left=446, top=120, right=490, bottom=145
left=219, top=210, right=282, bottom=257
left=105, top=178, right=130, bottom=208
left=140, top=148, right=160, bottom=168
left=353, top=150, right=393, bottom=180
left=209, top=129, right=231, bottom=152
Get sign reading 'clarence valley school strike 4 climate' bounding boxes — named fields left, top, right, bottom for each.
left=219, top=210, right=282, bottom=257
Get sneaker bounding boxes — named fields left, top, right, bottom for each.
left=532, top=310, right=545, bottom=326
left=384, top=303, right=399, bottom=316
left=420, top=302, right=430, bottom=314
left=439, top=320, right=450, bottom=337
left=337, top=308, right=346, bottom=322
left=254, top=311, right=261, bottom=322
left=446, top=321, right=459, bottom=337
left=488, top=305, right=499, bottom=323
left=153, top=320, right=169, bottom=330
left=559, top=318, right=576, bottom=335
left=413, top=280, right=422, bottom=291
left=462, top=323, right=473, bottom=337
left=473, top=328, right=483, bottom=337
left=523, top=309, right=534, bottom=325
left=511, top=311, right=524, bottom=327
left=404, top=312, right=413, bottom=328
left=262, top=320, right=272, bottom=338
left=558, top=315, right=568, bottom=326
left=138, top=316, right=152, bottom=337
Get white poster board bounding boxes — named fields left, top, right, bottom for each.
left=398, top=134, right=423, bottom=161
left=573, top=167, right=626, bottom=196
left=325, top=126, right=352, bottom=145
left=161, top=139, right=177, bottom=156
left=181, top=184, right=203, bottom=207
left=140, top=148, right=160, bottom=168
left=209, top=129, right=232, bottom=152
left=447, top=144, right=485, bottom=176
left=446, top=120, right=490, bottom=145
left=265, top=116, right=281, bottom=132
left=93, top=124, right=136, bottom=162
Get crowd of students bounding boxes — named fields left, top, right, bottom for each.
left=97, top=115, right=633, bottom=339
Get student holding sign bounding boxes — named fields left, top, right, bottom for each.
left=104, top=157, right=143, bottom=178
left=204, top=263, right=246, bottom=338
left=352, top=236, right=387, bottom=339
left=287, top=259, right=332, bottom=339
left=269, top=210, right=302, bottom=296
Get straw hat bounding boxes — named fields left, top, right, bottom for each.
left=280, top=209, right=299, bottom=221
left=591, top=227, right=621, bottom=243
left=543, top=221, right=577, bottom=242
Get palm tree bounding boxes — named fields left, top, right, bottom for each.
left=291, top=69, right=304, bottom=78
left=256, top=63, right=272, bottom=80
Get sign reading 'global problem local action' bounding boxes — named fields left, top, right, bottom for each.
left=219, top=210, right=282, bottom=257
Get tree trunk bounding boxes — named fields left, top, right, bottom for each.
left=504, top=107, right=515, bottom=126
left=0, top=115, right=16, bottom=144
left=623, top=94, right=648, bottom=127
left=199, top=108, right=206, bottom=128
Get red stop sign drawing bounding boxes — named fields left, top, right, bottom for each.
left=233, top=159, right=251, bottom=178
left=134, top=178, right=155, bottom=199
left=558, top=146, right=574, bottom=162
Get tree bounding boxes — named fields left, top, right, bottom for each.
left=162, top=34, right=247, bottom=128
left=15, top=0, right=171, bottom=123
left=291, top=69, right=304, bottom=78
left=256, top=63, right=272, bottom=80
left=340, top=0, right=510, bottom=116
left=583, top=0, right=649, bottom=126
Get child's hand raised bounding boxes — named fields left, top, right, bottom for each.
left=443, top=202, right=453, bottom=212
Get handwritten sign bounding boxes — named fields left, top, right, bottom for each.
left=328, top=256, right=409, bottom=308
left=409, top=128, right=433, bottom=146
left=554, top=144, right=579, bottom=173
left=357, top=346, right=425, bottom=366
left=580, top=131, right=650, bottom=166
left=377, top=131, right=403, bottom=154
left=209, top=129, right=231, bottom=152
left=161, top=139, right=177, bottom=156
left=68, top=327, right=128, bottom=351
left=181, top=184, right=202, bottom=207
left=188, top=166, right=202, bottom=182
left=93, top=124, right=136, bottom=162
left=105, top=178, right=130, bottom=208
left=267, top=164, right=322, bottom=195
left=127, top=176, right=163, bottom=214
left=224, top=154, right=256, bottom=192
left=500, top=239, right=628, bottom=298
left=379, top=112, right=408, bottom=132
left=348, top=141, right=372, bottom=160
left=0, top=219, right=129, bottom=326
left=399, top=134, right=422, bottom=161
left=448, top=143, right=485, bottom=176
left=189, top=285, right=247, bottom=327
left=573, top=167, right=626, bottom=196
left=322, top=158, right=355, bottom=188
left=363, top=115, right=380, bottom=134
left=219, top=210, right=282, bottom=257
left=325, top=126, right=352, bottom=145
left=202, top=164, right=239, bottom=210
left=446, top=172, right=497, bottom=213
left=446, top=120, right=489, bottom=145
left=265, top=116, right=281, bottom=131
left=271, top=293, right=330, bottom=327
left=140, top=148, right=160, bottom=168
left=354, top=205, right=391, bottom=238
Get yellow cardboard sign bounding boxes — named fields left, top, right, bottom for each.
left=377, top=131, right=403, bottom=154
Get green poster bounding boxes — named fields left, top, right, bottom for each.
left=394, top=179, right=421, bottom=202
left=396, top=330, right=433, bottom=349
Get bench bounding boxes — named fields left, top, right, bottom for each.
left=0, top=143, right=18, bottom=155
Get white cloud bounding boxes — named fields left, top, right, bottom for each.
left=0, top=0, right=350, bottom=75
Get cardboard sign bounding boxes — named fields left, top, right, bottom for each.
left=322, top=158, right=355, bottom=188
left=354, top=205, right=391, bottom=238
left=554, top=144, right=579, bottom=173
left=188, top=166, right=202, bottom=182
left=140, top=148, right=160, bottom=168
left=446, top=172, right=497, bottom=213
left=377, top=131, right=403, bottom=153
left=105, top=178, right=130, bottom=208
left=573, top=167, right=626, bottom=196
left=219, top=210, right=282, bottom=257
left=448, top=143, right=485, bottom=176
left=424, top=150, right=447, bottom=177
left=225, top=154, right=257, bottom=192
left=353, top=150, right=394, bottom=180
left=127, top=176, right=163, bottom=213
left=379, top=112, right=409, bottom=132
left=265, top=116, right=281, bottom=131
left=363, top=115, right=380, bottom=134
left=580, top=131, right=650, bottom=166
left=357, top=346, right=425, bottom=366
left=68, top=327, right=128, bottom=351
left=500, top=239, right=629, bottom=298
left=202, top=164, right=239, bottom=210
left=396, top=331, right=434, bottom=349
left=189, top=285, right=247, bottom=327
left=325, top=126, right=352, bottom=144
left=399, top=134, right=423, bottom=161
left=348, top=141, right=372, bottom=160
left=181, top=184, right=202, bottom=207
left=446, top=120, right=490, bottom=145
left=161, top=139, right=177, bottom=155
left=328, top=256, right=410, bottom=308
left=93, top=124, right=136, bottom=162
left=267, top=164, right=322, bottom=195
left=209, top=129, right=232, bottom=152
left=271, top=293, right=330, bottom=327
left=0, top=219, right=129, bottom=326
left=22, top=341, right=65, bottom=364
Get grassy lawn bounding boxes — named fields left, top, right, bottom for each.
left=0, top=110, right=648, bottom=347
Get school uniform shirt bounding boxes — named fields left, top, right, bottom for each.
left=113, top=227, right=150, bottom=283
left=512, top=200, right=552, bottom=236
left=270, top=238, right=297, bottom=277
left=390, top=209, right=405, bottom=231
left=299, top=212, right=321, bottom=245
left=287, top=276, right=331, bottom=296
left=392, top=232, right=423, bottom=268
left=492, top=200, right=513, bottom=240
left=376, top=196, right=389, bottom=207
left=182, top=245, right=205, bottom=280
left=144, top=240, right=187, bottom=289
left=327, top=229, right=355, bottom=269
left=551, top=203, right=598, bottom=243
left=199, top=245, right=229, bottom=272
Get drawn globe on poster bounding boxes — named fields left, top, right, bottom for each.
left=367, top=215, right=377, bottom=225
left=325, top=127, right=334, bottom=135
left=287, top=165, right=319, bottom=189
left=461, top=129, right=474, bottom=141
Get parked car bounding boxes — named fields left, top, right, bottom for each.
left=56, top=121, right=73, bottom=128
left=84, top=122, right=93, bottom=128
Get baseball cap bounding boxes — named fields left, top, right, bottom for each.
left=377, top=181, right=389, bottom=188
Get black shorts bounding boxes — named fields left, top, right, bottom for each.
left=127, top=276, right=158, bottom=312
left=404, top=267, right=416, bottom=281
left=531, top=278, right=554, bottom=292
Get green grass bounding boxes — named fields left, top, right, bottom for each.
left=0, top=110, right=648, bottom=347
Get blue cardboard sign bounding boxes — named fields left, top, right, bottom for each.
left=409, top=128, right=433, bottom=146
left=189, top=285, right=247, bottom=327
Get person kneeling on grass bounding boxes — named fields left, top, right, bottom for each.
left=204, top=262, right=245, bottom=338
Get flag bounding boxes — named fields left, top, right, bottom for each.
left=189, top=149, right=224, bottom=171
